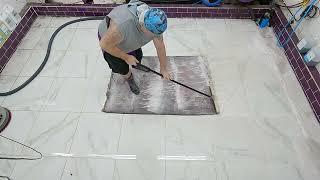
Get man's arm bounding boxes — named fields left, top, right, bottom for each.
left=153, top=35, right=171, bottom=79
left=99, top=21, right=139, bottom=66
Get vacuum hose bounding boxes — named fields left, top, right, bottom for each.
left=201, top=0, right=223, bottom=7
left=0, top=16, right=104, bottom=96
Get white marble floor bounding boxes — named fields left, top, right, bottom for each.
left=0, top=17, right=320, bottom=180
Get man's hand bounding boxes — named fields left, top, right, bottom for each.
left=160, top=68, right=171, bottom=80
left=125, top=55, right=139, bottom=66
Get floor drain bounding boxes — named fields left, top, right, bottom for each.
left=0, top=107, right=11, bottom=133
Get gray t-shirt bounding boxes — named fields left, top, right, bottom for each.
left=98, top=0, right=157, bottom=53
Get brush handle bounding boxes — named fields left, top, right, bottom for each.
left=137, top=64, right=212, bottom=98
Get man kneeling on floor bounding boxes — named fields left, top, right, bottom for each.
left=98, top=0, right=171, bottom=95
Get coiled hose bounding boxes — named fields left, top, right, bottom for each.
left=0, top=16, right=104, bottom=96
left=201, top=0, right=223, bottom=7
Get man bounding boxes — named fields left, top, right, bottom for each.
left=98, top=0, right=171, bottom=95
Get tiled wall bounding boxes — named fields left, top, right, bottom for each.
left=272, top=7, right=320, bottom=122
left=32, top=3, right=267, bottom=18
left=0, top=3, right=319, bottom=122
left=0, top=7, right=37, bottom=72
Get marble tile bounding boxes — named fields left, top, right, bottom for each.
left=68, top=28, right=100, bottom=51
left=17, top=28, right=46, bottom=50
left=281, top=70, right=320, bottom=141
left=0, top=111, right=37, bottom=177
left=242, top=57, right=293, bottom=116
left=224, top=159, right=302, bottom=180
left=283, top=70, right=313, bottom=115
left=56, top=50, right=98, bottom=78
left=197, top=19, right=227, bottom=32
left=34, top=27, right=76, bottom=50
left=203, top=31, right=252, bottom=61
left=209, top=60, right=251, bottom=116
left=10, top=157, right=66, bottom=180
left=167, top=18, right=198, bottom=30
left=165, top=161, right=220, bottom=180
left=165, top=116, right=216, bottom=157
left=1, top=50, right=33, bottom=76
left=165, top=29, right=206, bottom=56
left=114, top=159, right=165, bottom=180
left=2, top=77, right=54, bottom=111
left=224, top=30, right=255, bottom=47
left=42, top=78, right=88, bottom=112
left=269, top=51, right=292, bottom=76
left=257, top=27, right=276, bottom=39
left=69, top=113, right=122, bottom=155
left=0, top=76, right=17, bottom=105
left=205, top=117, right=270, bottom=161
left=249, top=115, right=301, bottom=164
left=31, top=16, right=53, bottom=28
left=77, top=18, right=101, bottom=29
left=22, top=112, right=80, bottom=155
left=141, top=41, right=157, bottom=56
left=165, top=116, right=273, bottom=162
left=0, top=159, right=15, bottom=178
left=93, top=53, right=112, bottom=78
left=118, top=115, right=166, bottom=157
left=246, top=34, right=278, bottom=55
left=82, top=75, right=110, bottom=112
left=61, top=158, right=115, bottom=180
left=48, top=17, right=80, bottom=29
left=226, top=19, right=258, bottom=32
left=0, top=111, right=37, bottom=155
left=293, top=136, right=320, bottom=180
left=19, top=50, right=66, bottom=77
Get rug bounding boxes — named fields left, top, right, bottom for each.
left=103, top=56, right=217, bottom=115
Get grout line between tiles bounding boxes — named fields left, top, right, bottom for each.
left=111, top=114, right=124, bottom=180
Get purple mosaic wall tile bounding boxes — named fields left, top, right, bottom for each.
left=315, top=91, right=320, bottom=103
left=309, top=67, right=320, bottom=87
left=32, top=4, right=267, bottom=19
left=302, top=67, right=311, bottom=81
left=312, top=101, right=320, bottom=116
left=0, top=7, right=37, bottom=73
left=306, top=89, right=316, bottom=103
left=308, top=78, right=318, bottom=93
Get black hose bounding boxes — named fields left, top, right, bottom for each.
left=0, top=16, right=104, bottom=96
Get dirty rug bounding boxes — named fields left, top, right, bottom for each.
left=103, top=56, right=217, bottom=115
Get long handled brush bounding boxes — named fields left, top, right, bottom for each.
left=134, top=63, right=212, bottom=98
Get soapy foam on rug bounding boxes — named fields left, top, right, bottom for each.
left=103, top=56, right=216, bottom=115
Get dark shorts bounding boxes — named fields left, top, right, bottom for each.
left=101, top=48, right=143, bottom=75
left=98, top=16, right=143, bottom=75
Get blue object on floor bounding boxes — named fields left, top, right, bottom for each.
left=201, top=0, right=223, bottom=7
left=258, top=13, right=270, bottom=28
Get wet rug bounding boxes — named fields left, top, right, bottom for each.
left=103, top=56, right=217, bottom=115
